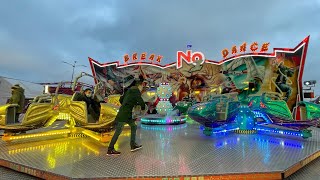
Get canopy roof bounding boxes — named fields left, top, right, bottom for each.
left=0, top=77, right=43, bottom=104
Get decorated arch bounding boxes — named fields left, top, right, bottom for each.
left=89, top=36, right=310, bottom=119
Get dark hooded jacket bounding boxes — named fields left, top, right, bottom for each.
left=8, top=86, right=26, bottom=113
left=115, top=86, right=145, bottom=122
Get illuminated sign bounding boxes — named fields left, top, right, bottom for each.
left=221, top=42, right=270, bottom=59
left=176, top=42, right=270, bottom=69
left=121, top=42, right=269, bottom=68
left=176, top=50, right=205, bottom=69
left=123, top=52, right=163, bottom=64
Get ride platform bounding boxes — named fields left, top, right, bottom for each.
left=0, top=120, right=319, bottom=180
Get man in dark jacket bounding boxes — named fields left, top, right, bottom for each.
left=73, top=88, right=101, bottom=123
left=8, top=84, right=25, bottom=123
left=107, top=80, right=146, bottom=155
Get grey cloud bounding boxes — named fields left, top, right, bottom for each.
left=0, top=0, right=319, bottom=88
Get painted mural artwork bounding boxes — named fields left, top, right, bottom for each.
left=90, top=45, right=304, bottom=113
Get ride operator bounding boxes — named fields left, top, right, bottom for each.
left=107, top=79, right=146, bottom=155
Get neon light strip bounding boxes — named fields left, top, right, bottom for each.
left=81, top=130, right=101, bottom=141
left=200, top=126, right=240, bottom=134
left=252, top=111, right=273, bottom=123
left=5, top=129, right=71, bottom=140
left=253, top=127, right=303, bottom=137
left=8, top=142, right=70, bottom=155
left=141, top=123, right=188, bottom=131
left=212, top=127, right=239, bottom=134
left=253, top=138, right=304, bottom=149
left=141, top=117, right=187, bottom=125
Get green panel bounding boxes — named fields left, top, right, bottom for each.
left=299, top=101, right=320, bottom=120
left=263, top=98, right=293, bottom=120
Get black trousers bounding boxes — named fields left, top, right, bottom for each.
left=108, top=121, right=137, bottom=150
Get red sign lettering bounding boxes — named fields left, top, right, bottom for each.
left=231, top=45, right=237, bottom=55
left=260, top=42, right=270, bottom=52
left=250, top=42, right=258, bottom=52
left=222, top=42, right=269, bottom=59
left=132, top=53, right=138, bottom=61
left=156, top=55, right=163, bottom=62
left=149, top=54, right=155, bottom=61
left=123, top=53, right=163, bottom=64
left=176, top=50, right=205, bottom=69
left=240, top=42, right=247, bottom=53
left=221, top=49, right=229, bottom=59
left=141, top=52, right=146, bottom=60
left=124, top=54, right=130, bottom=63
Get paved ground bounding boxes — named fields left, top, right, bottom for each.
left=0, top=121, right=319, bottom=179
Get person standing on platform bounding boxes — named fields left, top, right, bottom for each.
left=7, top=84, right=25, bottom=123
left=107, top=79, right=146, bottom=155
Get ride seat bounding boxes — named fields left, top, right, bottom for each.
left=71, top=92, right=81, bottom=101
left=71, top=92, right=98, bottom=124
left=6, top=105, right=18, bottom=124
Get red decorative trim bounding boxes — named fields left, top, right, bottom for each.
left=89, top=36, right=309, bottom=69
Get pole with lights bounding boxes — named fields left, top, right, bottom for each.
left=303, top=80, right=316, bottom=100
left=62, top=61, right=87, bottom=84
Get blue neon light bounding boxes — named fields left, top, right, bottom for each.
left=200, top=125, right=239, bottom=134
left=253, top=137, right=304, bottom=149
left=253, top=127, right=303, bottom=137
left=141, top=117, right=187, bottom=125
left=141, top=123, right=188, bottom=131
left=252, top=111, right=272, bottom=123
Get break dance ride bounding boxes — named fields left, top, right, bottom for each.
left=188, top=91, right=320, bottom=138
left=0, top=36, right=318, bottom=180
left=186, top=40, right=320, bottom=139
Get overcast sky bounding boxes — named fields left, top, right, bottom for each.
left=0, top=0, right=319, bottom=91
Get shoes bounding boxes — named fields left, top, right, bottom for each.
left=131, top=144, right=142, bottom=152
left=107, top=144, right=142, bottom=155
left=107, top=149, right=121, bottom=156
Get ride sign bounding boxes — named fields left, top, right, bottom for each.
left=176, top=50, right=205, bottom=69
left=123, top=52, right=163, bottom=64
left=120, top=42, right=270, bottom=69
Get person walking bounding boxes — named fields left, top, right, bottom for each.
left=107, top=80, right=146, bottom=155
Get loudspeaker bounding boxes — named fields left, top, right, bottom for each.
left=304, top=92, right=314, bottom=98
